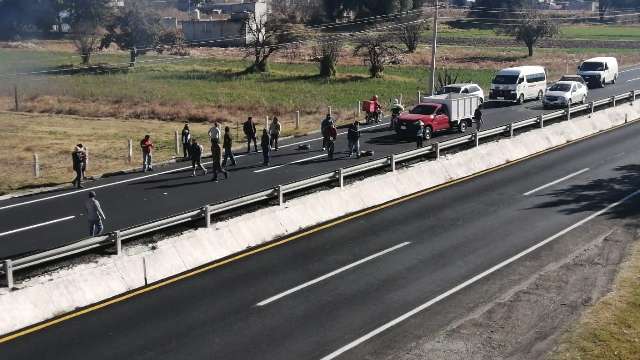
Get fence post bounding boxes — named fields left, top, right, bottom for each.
left=390, top=154, right=396, bottom=172
left=295, top=110, right=300, bottom=129
left=338, top=168, right=344, bottom=188
left=33, top=153, right=40, bottom=178
left=174, top=130, right=180, bottom=156
left=433, top=142, right=440, bottom=159
left=538, top=115, right=544, bottom=128
left=328, top=106, right=332, bottom=116
left=418, top=90, right=421, bottom=103
left=84, top=147, right=89, bottom=173
left=202, top=206, right=211, bottom=228
left=3, top=260, right=13, bottom=290
left=128, top=139, right=133, bottom=163
left=611, top=96, right=616, bottom=107
left=509, top=123, right=514, bottom=138
left=14, top=84, right=19, bottom=111
left=357, top=101, right=361, bottom=117
left=277, top=185, right=284, bottom=206
left=113, top=231, right=122, bottom=256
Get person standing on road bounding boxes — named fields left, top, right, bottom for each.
left=85, top=191, right=106, bottom=236
left=181, top=123, right=191, bottom=159
left=416, top=121, right=424, bottom=148
left=321, top=114, right=333, bottom=151
left=140, top=135, right=154, bottom=172
left=269, top=116, right=282, bottom=151
left=71, top=144, right=86, bottom=188
left=347, top=121, right=361, bottom=158
left=243, top=117, right=258, bottom=153
left=190, top=138, right=207, bottom=177
left=222, top=126, right=237, bottom=167
left=211, top=140, right=228, bottom=182
left=327, top=122, right=338, bottom=160
left=208, top=122, right=221, bottom=145
left=261, top=128, right=271, bottom=166
left=474, top=104, right=483, bottom=132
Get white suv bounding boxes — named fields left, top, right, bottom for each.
left=543, top=81, right=588, bottom=109
left=441, top=83, right=485, bottom=103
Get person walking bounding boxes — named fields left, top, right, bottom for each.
left=140, top=135, right=154, bottom=172
left=474, top=104, right=483, bottom=132
left=327, top=122, right=338, bottom=160
left=181, top=123, right=191, bottom=159
left=243, top=117, right=258, bottom=153
left=416, top=121, right=424, bottom=148
left=208, top=122, right=221, bottom=145
left=211, top=141, right=228, bottom=182
left=269, top=116, right=282, bottom=151
left=85, top=191, right=106, bottom=236
left=190, top=138, right=207, bottom=176
left=261, top=129, right=271, bottom=166
left=222, top=126, right=237, bottom=167
left=347, top=121, right=361, bottom=158
left=321, top=114, right=333, bottom=151
left=71, top=144, right=86, bottom=188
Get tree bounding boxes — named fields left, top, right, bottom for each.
left=501, top=10, right=558, bottom=57
left=66, top=0, right=112, bottom=64
left=311, top=38, right=343, bottom=78
left=353, top=33, right=403, bottom=78
left=73, top=22, right=104, bottom=64
left=399, top=22, right=426, bottom=53
left=243, top=13, right=305, bottom=73
left=101, top=1, right=163, bottom=51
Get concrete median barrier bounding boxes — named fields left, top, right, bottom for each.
left=1, top=102, right=639, bottom=337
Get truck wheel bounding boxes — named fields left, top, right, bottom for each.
left=423, top=126, right=432, bottom=140
left=517, top=93, right=524, bottom=105
left=459, top=121, right=467, bottom=133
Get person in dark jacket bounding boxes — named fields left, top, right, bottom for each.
left=181, top=123, right=191, bottom=159
left=211, top=141, right=228, bottom=182
left=71, top=144, right=86, bottom=188
left=474, top=104, right=483, bottom=131
left=416, top=121, right=424, bottom=148
left=243, top=117, right=258, bottom=153
left=269, top=116, right=282, bottom=151
left=190, top=138, right=207, bottom=176
left=261, top=129, right=271, bottom=166
left=320, top=114, right=333, bottom=151
left=327, top=123, right=338, bottom=160
left=222, top=126, right=236, bottom=167
left=347, top=121, right=360, bottom=158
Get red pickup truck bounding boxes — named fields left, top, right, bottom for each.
left=395, top=94, right=480, bottom=140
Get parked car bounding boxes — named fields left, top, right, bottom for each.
left=440, top=83, right=485, bottom=103
left=578, top=57, right=619, bottom=88
left=489, top=66, right=547, bottom=104
left=543, top=81, right=588, bottom=108
left=395, top=94, right=480, bottom=140
left=559, top=74, right=586, bottom=86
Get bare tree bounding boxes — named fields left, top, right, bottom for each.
left=399, top=22, right=426, bottom=53
left=353, top=33, right=403, bottom=78
left=311, top=38, right=343, bottom=78
left=243, top=12, right=305, bottom=73
left=500, top=10, right=558, bottom=57
left=73, top=22, right=104, bottom=65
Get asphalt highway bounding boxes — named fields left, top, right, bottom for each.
left=2, top=102, right=640, bottom=359
left=1, top=67, right=640, bottom=258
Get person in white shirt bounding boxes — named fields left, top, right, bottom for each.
left=208, top=122, right=221, bottom=145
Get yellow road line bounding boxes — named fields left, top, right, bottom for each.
left=1, top=116, right=638, bottom=345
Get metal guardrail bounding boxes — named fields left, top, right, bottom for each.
left=2, top=89, right=639, bottom=288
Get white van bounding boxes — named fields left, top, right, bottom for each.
left=489, top=66, right=547, bottom=104
left=578, top=57, right=619, bottom=88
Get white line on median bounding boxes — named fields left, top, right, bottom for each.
left=621, top=67, right=640, bottom=73
left=256, top=241, right=411, bottom=307
left=523, top=168, right=589, bottom=196
left=0, top=122, right=389, bottom=211
left=0, top=216, right=76, bottom=237
left=626, top=77, right=640, bottom=83
left=319, top=189, right=640, bottom=360
left=254, top=153, right=328, bottom=173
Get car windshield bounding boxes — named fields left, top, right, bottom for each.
left=410, top=105, right=438, bottom=115
left=580, top=62, right=604, bottom=71
left=549, top=83, right=572, bottom=92
left=492, top=75, right=519, bottom=84
left=442, top=86, right=461, bottom=94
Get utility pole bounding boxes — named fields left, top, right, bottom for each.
left=429, top=0, right=439, bottom=96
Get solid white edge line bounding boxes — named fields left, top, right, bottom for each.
left=0, top=215, right=76, bottom=237
left=523, top=168, right=590, bottom=196
left=256, top=241, right=411, bottom=307
left=626, top=77, right=640, bottom=83
left=0, top=122, right=390, bottom=211
left=253, top=154, right=328, bottom=173
left=319, top=189, right=640, bottom=360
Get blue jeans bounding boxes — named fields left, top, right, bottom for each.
left=142, top=152, right=153, bottom=171
left=348, top=139, right=360, bottom=157
left=89, top=219, right=103, bottom=236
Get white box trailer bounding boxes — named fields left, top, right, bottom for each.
left=421, top=93, right=480, bottom=125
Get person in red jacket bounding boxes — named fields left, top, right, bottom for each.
left=327, top=123, right=338, bottom=160
left=140, top=135, right=154, bottom=172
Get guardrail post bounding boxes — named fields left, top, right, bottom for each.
left=390, top=154, right=396, bottom=172
left=509, top=123, right=514, bottom=138
left=202, top=206, right=211, bottom=228
left=566, top=105, right=571, bottom=121
left=338, top=168, right=344, bottom=188
left=33, top=153, right=40, bottom=178
left=632, top=90, right=636, bottom=104
left=113, top=231, right=122, bottom=256
left=538, top=115, right=544, bottom=128
left=612, top=96, right=616, bottom=107
left=4, top=260, right=13, bottom=290
left=625, top=113, right=628, bottom=124
left=433, top=142, right=440, bottom=159
left=277, top=185, right=284, bottom=206
left=295, top=110, right=300, bottom=129
left=474, top=132, right=479, bottom=147
left=589, top=102, right=594, bottom=118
